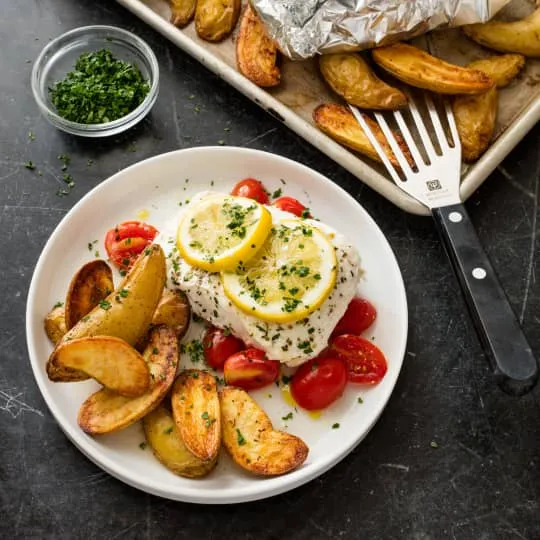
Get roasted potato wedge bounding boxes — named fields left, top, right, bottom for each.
left=236, top=4, right=280, bottom=88
left=372, top=43, right=494, bottom=95
left=313, top=103, right=413, bottom=169
left=319, top=53, right=407, bottom=110
left=65, top=260, right=114, bottom=331
left=51, top=336, right=149, bottom=397
left=44, top=306, right=67, bottom=345
left=170, top=0, right=196, bottom=28
left=463, top=8, right=540, bottom=57
left=195, top=0, right=241, bottom=42
left=171, top=370, right=220, bottom=462
left=78, top=326, right=178, bottom=435
left=453, top=88, right=498, bottom=163
left=220, top=386, right=308, bottom=476
left=453, top=55, right=524, bottom=162
left=467, top=54, right=525, bottom=89
left=151, top=290, right=191, bottom=341
left=47, top=244, right=165, bottom=382
left=143, top=404, right=217, bottom=478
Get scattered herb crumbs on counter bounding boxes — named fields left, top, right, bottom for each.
left=56, top=189, right=69, bottom=198
left=25, top=161, right=35, bottom=170
left=49, top=49, right=150, bottom=124
left=28, top=131, right=35, bottom=141
left=127, top=143, right=137, bottom=152
left=332, top=423, right=340, bottom=429
left=217, top=140, right=225, bottom=146
left=223, top=127, right=230, bottom=132
left=86, top=159, right=93, bottom=166
left=139, top=442, right=147, bottom=450
left=194, top=106, right=200, bottom=113
left=430, top=441, right=439, bottom=449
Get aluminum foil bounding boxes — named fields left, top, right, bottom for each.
left=250, top=0, right=511, bottom=60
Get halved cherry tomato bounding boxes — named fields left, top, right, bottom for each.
left=104, top=221, right=159, bottom=271
left=273, top=196, right=311, bottom=218
left=290, top=356, right=347, bottom=410
left=331, top=297, right=377, bottom=337
left=230, top=178, right=269, bottom=204
left=203, top=327, right=245, bottom=370
left=224, top=348, right=280, bottom=390
left=329, top=334, right=387, bottom=384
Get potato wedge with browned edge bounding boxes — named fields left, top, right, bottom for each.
left=372, top=43, right=494, bottom=95
left=78, top=326, right=178, bottom=435
left=65, top=260, right=114, bottom=331
left=47, top=244, right=165, bottom=383
left=236, top=4, right=280, bottom=88
left=453, top=54, right=525, bottom=162
left=313, top=103, right=413, bottom=168
left=467, top=54, right=525, bottom=89
left=195, top=0, right=241, bottom=42
left=143, top=404, right=217, bottom=478
left=170, top=0, right=196, bottom=28
left=463, top=8, right=540, bottom=58
left=171, top=370, right=220, bottom=462
left=151, top=290, right=191, bottom=340
left=44, top=306, right=67, bottom=345
left=220, top=386, right=308, bottom=476
left=319, top=53, right=406, bottom=110
left=52, top=336, right=149, bottom=397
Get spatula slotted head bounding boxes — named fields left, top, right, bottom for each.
left=349, top=93, right=462, bottom=209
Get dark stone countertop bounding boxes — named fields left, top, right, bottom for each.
left=1, top=1, right=539, bottom=538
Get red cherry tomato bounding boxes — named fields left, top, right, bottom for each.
left=290, top=357, right=347, bottom=410
left=273, top=196, right=311, bottom=218
left=104, top=221, right=159, bottom=271
left=329, top=334, right=387, bottom=384
left=230, top=178, right=269, bottom=204
left=203, top=327, right=245, bottom=370
left=332, top=297, right=377, bottom=337
left=224, top=348, right=280, bottom=390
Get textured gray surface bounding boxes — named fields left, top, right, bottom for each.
left=0, top=1, right=539, bottom=538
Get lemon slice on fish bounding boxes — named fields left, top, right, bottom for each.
left=221, top=220, right=337, bottom=323
left=176, top=194, right=272, bottom=272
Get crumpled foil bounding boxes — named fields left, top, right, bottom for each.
left=250, top=0, right=511, bottom=60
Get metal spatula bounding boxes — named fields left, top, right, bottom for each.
left=349, top=95, right=538, bottom=396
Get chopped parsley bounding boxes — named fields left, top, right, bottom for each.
left=119, top=288, right=129, bottom=298
left=357, top=397, right=364, bottom=404
left=53, top=301, right=64, bottom=309
left=99, top=300, right=112, bottom=311
left=180, top=340, right=205, bottom=364
left=282, top=412, right=293, bottom=421
left=272, top=188, right=283, bottom=199
left=139, top=442, right=147, bottom=450
left=24, top=161, right=35, bottom=170
left=236, top=429, right=246, bottom=446
left=332, top=423, right=340, bottom=429
left=164, top=426, right=174, bottom=435
left=430, top=441, right=439, bottom=449
left=49, top=49, right=150, bottom=124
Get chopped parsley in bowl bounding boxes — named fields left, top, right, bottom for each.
left=32, top=26, right=159, bottom=137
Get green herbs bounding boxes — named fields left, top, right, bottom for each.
left=180, top=340, right=205, bottom=364
left=332, top=423, right=340, bottom=429
left=236, top=429, right=246, bottom=446
left=201, top=411, right=216, bottom=428
left=49, top=49, right=150, bottom=124
left=99, top=300, right=112, bottom=311
left=53, top=301, right=64, bottom=309
left=282, top=412, right=293, bottom=421
left=24, top=161, right=35, bottom=170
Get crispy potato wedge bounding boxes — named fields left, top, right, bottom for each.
left=143, top=404, right=217, bottom=478
left=220, top=386, right=308, bottom=476
left=44, top=306, right=67, bottom=345
left=453, top=55, right=524, bottom=162
left=453, top=88, right=498, bottom=163
left=313, top=103, right=413, bottom=168
left=52, top=336, right=149, bottom=397
left=170, top=0, right=196, bottom=28
left=463, top=8, right=540, bottom=57
left=467, top=54, right=525, bottom=88
left=372, top=43, right=494, bottom=95
left=151, top=290, right=191, bottom=341
left=236, top=4, right=280, bottom=88
left=195, top=0, right=241, bottom=42
left=47, top=244, right=165, bottom=382
left=171, top=370, right=220, bottom=462
left=78, top=326, right=178, bottom=435
left=319, top=53, right=407, bottom=110
left=65, top=260, right=114, bottom=331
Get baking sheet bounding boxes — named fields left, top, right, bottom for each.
left=116, top=0, right=540, bottom=215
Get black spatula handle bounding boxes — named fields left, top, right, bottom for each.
left=432, top=203, right=538, bottom=396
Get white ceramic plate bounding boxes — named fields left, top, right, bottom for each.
left=26, top=147, right=408, bottom=504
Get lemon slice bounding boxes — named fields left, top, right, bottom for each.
left=176, top=194, right=272, bottom=272
left=222, top=220, right=337, bottom=323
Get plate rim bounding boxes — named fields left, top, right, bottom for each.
left=26, top=146, right=408, bottom=504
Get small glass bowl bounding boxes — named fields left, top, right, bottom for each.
left=31, top=25, right=159, bottom=137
